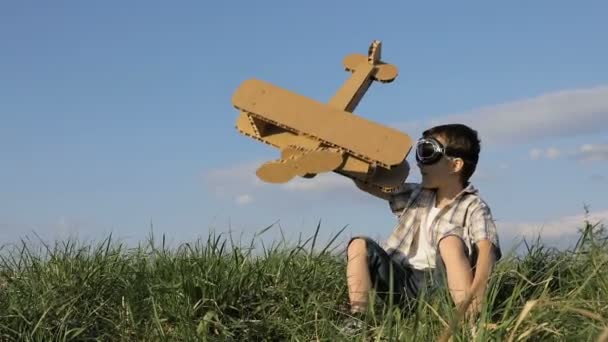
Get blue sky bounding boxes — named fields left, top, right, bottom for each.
left=1, top=1, right=607, bottom=253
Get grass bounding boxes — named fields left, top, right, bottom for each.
left=0, top=217, right=607, bottom=341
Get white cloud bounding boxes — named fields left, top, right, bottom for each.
left=528, top=147, right=562, bottom=160
left=393, top=85, right=608, bottom=146
left=205, top=160, right=261, bottom=185
left=545, top=147, right=561, bottom=160
left=529, top=148, right=543, bottom=160
left=204, top=159, right=363, bottom=198
left=528, top=143, right=608, bottom=162
left=500, top=209, right=608, bottom=239
left=577, top=143, right=608, bottom=162
left=235, top=194, right=253, bottom=205
left=204, top=160, right=267, bottom=198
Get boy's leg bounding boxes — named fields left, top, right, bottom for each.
left=346, top=237, right=418, bottom=313
left=346, top=238, right=372, bottom=313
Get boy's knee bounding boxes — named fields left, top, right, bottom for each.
left=347, top=238, right=368, bottom=259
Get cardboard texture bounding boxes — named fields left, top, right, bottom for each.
left=232, top=40, right=413, bottom=191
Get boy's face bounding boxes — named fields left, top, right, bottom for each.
left=417, top=134, right=464, bottom=189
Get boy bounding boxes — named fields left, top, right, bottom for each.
left=346, top=124, right=501, bottom=323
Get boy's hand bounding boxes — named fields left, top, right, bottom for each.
left=454, top=292, right=480, bottom=321
left=464, top=296, right=482, bottom=322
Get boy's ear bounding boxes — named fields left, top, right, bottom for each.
left=451, top=158, right=465, bottom=174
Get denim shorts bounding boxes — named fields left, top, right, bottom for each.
left=347, top=236, right=423, bottom=310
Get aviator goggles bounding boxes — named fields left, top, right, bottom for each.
left=415, top=137, right=470, bottom=165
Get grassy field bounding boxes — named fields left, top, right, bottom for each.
left=0, top=217, right=607, bottom=341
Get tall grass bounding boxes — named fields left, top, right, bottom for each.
left=0, top=217, right=606, bottom=341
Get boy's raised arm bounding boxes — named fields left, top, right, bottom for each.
left=352, top=179, right=392, bottom=200
left=352, top=159, right=412, bottom=202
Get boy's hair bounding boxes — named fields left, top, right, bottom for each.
left=422, top=123, right=481, bottom=185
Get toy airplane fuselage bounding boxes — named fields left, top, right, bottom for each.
left=231, top=41, right=413, bottom=190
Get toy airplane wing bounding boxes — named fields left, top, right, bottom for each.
left=233, top=79, right=411, bottom=168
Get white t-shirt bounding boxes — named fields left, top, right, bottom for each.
left=408, top=205, right=442, bottom=270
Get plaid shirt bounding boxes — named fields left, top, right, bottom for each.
left=383, top=182, right=502, bottom=270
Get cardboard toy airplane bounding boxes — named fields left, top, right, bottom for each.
left=231, top=40, right=413, bottom=190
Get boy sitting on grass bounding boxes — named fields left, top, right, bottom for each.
left=346, top=123, right=502, bottom=328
